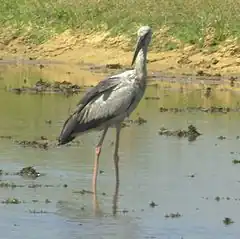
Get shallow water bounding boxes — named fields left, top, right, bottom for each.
left=1, top=65, right=240, bottom=239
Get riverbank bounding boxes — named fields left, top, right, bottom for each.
left=0, top=0, right=239, bottom=79
left=0, top=29, right=240, bottom=77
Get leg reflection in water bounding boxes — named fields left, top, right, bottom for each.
left=92, top=180, right=120, bottom=216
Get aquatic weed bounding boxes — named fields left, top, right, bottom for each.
left=223, top=217, right=234, bottom=225
left=149, top=201, right=158, bottom=208
left=232, top=159, right=240, bottom=164
left=158, top=125, right=201, bottom=141
left=19, top=166, right=41, bottom=179
left=164, top=212, right=182, bottom=218
left=2, top=198, right=21, bottom=204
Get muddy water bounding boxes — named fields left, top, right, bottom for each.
left=1, top=65, right=240, bottom=239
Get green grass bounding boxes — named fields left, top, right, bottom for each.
left=0, top=0, right=239, bottom=49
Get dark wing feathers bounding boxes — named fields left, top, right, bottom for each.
left=58, top=77, right=120, bottom=145
left=77, top=76, right=120, bottom=108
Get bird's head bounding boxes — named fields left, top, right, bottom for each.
left=131, top=26, right=152, bottom=66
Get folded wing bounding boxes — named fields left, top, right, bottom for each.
left=58, top=75, right=135, bottom=145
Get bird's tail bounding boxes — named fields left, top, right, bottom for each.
left=58, top=113, right=78, bottom=145
left=57, top=135, right=75, bottom=146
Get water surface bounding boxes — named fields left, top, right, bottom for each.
left=0, top=65, right=240, bottom=239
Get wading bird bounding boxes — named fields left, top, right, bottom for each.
left=58, top=26, right=152, bottom=194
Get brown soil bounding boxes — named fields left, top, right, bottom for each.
left=0, top=29, right=240, bottom=79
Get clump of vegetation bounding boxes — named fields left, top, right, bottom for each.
left=9, top=79, right=82, bottom=96
left=29, top=209, right=49, bottom=214
left=164, top=212, right=182, bottom=218
left=2, top=198, right=21, bottom=204
left=158, top=125, right=201, bottom=141
left=18, top=166, right=41, bottom=179
left=0, top=0, right=239, bottom=48
left=0, top=181, right=24, bottom=188
left=223, top=217, right=234, bottom=225
left=232, top=159, right=240, bottom=164
left=15, top=140, right=49, bottom=150
left=149, top=201, right=158, bottom=208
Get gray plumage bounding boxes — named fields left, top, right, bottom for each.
left=58, top=26, right=152, bottom=145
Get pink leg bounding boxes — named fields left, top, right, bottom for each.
left=92, top=128, right=108, bottom=194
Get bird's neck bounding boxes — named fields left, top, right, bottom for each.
left=135, top=46, right=147, bottom=81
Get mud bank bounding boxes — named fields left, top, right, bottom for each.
left=0, top=30, right=240, bottom=78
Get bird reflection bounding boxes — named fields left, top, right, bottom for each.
left=92, top=180, right=120, bottom=216
left=112, top=180, right=120, bottom=216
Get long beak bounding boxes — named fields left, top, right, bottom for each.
left=131, top=36, right=143, bottom=66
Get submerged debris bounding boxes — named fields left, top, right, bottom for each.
left=215, top=196, right=221, bottom=202
left=72, top=189, right=93, bottom=195
left=29, top=209, right=49, bottom=214
left=218, top=136, right=226, bottom=140
left=164, top=212, right=182, bottom=218
left=125, top=116, right=147, bottom=126
left=149, top=201, right=158, bottom=208
left=134, top=116, right=147, bottom=125
left=15, top=140, right=49, bottom=150
left=223, top=217, right=234, bottom=225
left=8, top=79, right=82, bottom=95
left=232, top=159, right=240, bottom=164
left=45, top=120, right=52, bottom=125
left=158, top=125, right=201, bottom=141
left=2, top=198, right=21, bottom=204
left=0, top=135, right=58, bottom=150
left=145, top=96, right=160, bottom=100
left=0, top=181, right=24, bottom=188
left=203, top=196, right=240, bottom=201
left=18, top=166, right=41, bottom=179
left=159, top=106, right=238, bottom=114
left=0, top=135, right=12, bottom=139
left=106, top=63, right=122, bottom=69
left=45, top=199, right=51, bottom=204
